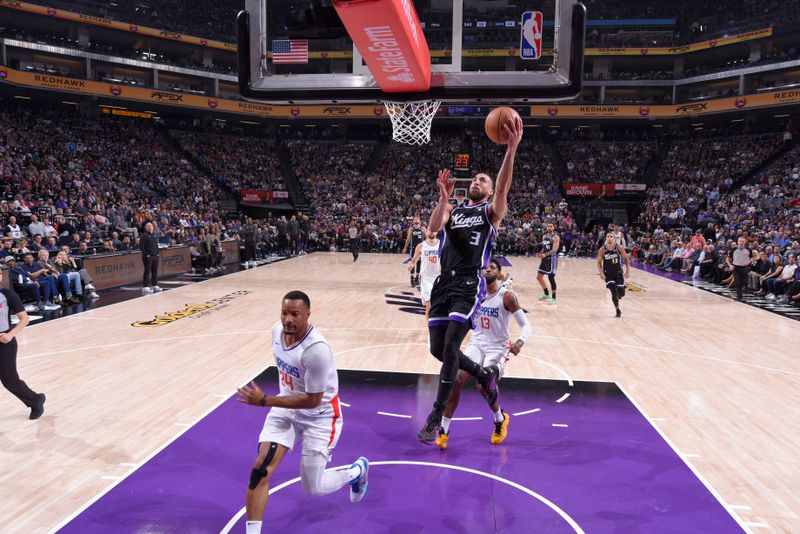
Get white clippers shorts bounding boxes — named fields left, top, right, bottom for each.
left=420, top=275, right=437, bottom=303
left=259, top=395, right=343, bottom=459
left=463, top=341, right=511, bottom=379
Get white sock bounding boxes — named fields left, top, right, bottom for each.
left=246, top=521, right=262, bottom=534
left=301, top=454, right=353, bottom=496
left=493, top=409, right=504, bottom=423
left=441, top=416, right=451, bottom=433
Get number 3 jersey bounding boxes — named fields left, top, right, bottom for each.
left=472, top=286, right=513, bottom=345
left=440, top=201, right=496, bottom=275
left=271, top=321, right=338, bottom=404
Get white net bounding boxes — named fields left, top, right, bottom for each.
left=383, top=100, right=441, bottom=145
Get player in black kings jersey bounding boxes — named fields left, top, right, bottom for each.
left=403, top=217, right=426, bottom=287
left=536, top=223, right=561, bottom=304
left=417, top=116, right=524, bottom=444
left=597, top=233, right=630, bottom=318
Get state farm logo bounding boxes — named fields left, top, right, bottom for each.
left=290, top=107, right=301, bottom=116
left=207, top=99, right=218, bottom=109
left=110, top=86, right=122, bottom=96
left=150, top=91, right=183, bottom=102
left=200, top=39, right=208, bottom=46
left=322, top=106, right=351, bottom=115
left=735, top=97, right=747, bottom=108
left=47, top=7, right=56, bottom=15
left=0, top=68, right=7, bottom=79
left=639, top=107, right=650, bottom=116
left=130, top=24, right=138, bottom=32
left=640, top=48, right=649, bottom=55
left=709, top=40, right=718, bottom=47
left=373, top=107, right=384, bottom=116
left=547, top=107, right=559, bottom=116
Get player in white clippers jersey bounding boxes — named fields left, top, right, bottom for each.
left=409, top=230, right=441, bottom=320
left=435, top=258, right=531, bottom=449
left=236, top=291, right=369, bottom=534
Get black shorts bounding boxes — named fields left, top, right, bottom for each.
left=428, top=272, right=485, bottom=327
left=538, top=256, right=558, bottom=275
left=604, top=270, right=624, bottom=288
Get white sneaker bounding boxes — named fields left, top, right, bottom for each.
left=53, top=295, right=62, bottom=304
left=43, top=302, right=61, bottom=311
left=142, top=287, right=153, bottom=294
left=152, top=286, right=162, bottom=293
left=348, top=457, right=369, bottom=503
left=89, top=291, right=100, bottom=299
left=24, top=304, right=39, bottom=313
left=86, top=284, right=96, bottom=291
left=765, top=293, right=776, bottom=300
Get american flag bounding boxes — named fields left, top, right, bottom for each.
left=272, top=40, right=308, bottom=64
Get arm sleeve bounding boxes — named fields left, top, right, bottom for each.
left=512, top=309, right=532, bottom=343
left=302, top=342, right=334, bottom=394
left=4, top=289, right=24, bottom=314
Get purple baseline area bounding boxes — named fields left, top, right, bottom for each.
left=58, top=372, right=742, bottom=534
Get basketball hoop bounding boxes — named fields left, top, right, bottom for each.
left=384, top=100, right=441, bottom=145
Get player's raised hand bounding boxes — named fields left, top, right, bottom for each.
left=503, top=116, right=524, bottom=152
left=437, top=169, right=455, bottom=199
left=237, top=381, right=267, bottom=407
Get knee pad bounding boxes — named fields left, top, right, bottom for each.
left=249, top=442, right=278, bottom=490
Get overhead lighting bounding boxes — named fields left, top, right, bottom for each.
left=62, top=101, right=78, bottom=105
left=14, top=95, right=31, bottom=99
left=694, top=127, right=703, bottom=130
left=279, top=124, right=291, bottom=127
left=100, top=104, right=127, bottom=110
left=691, top=122, right=703, bottom=126
left=730, top=118, right=745, bottom=122
left=774, top=114, right=789, bottom=118
left=653, top=124, right=663, bottom=128
left=305, top=124, right=316, bottom=127
left=239, top=120, right=260, bottom=125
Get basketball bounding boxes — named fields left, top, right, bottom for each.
left=484, top=107, right=521, bottom=144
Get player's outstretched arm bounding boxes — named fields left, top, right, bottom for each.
left=489, top=117, right=523, bottom=226
left=503, top=291, right=530, bottom=355
left=428, top=169, right=455, bottom=234
left=596, top=248, right=605, bottom=279
left=402, top=226, right=412, bottom=254
left=408, top=243, right=423, bottom=272
left=619, top=245, right=631, bottom=278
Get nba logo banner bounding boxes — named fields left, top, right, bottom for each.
left=520, top=11, right=543, bottom=60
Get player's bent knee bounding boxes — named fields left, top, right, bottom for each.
left=249, top=442, right=278, bottom=490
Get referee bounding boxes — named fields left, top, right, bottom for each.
left=1, top=285, right=45, bottom=419
left=727, top=237, right=751, bottom=300
left=140, top=222, right=161, bottom=294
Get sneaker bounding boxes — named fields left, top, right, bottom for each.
left=85, top=284, right=96, bottom=291
left=89, top=291, right=100, bottom=299
left=765, top=293, right=776, bottom=300
left=435, top=430, right=449, bottom=450
left=778, top=295, right=790, bottom=304
left=615, top=308, right=622, bottom=318
left=491, top=411, right=510, bottom=445
left=43, top=302, right=60, bottom=311
left=53, top=295, right=62, bottom=304
left=348, top=457, right=369, bottom=503
left=538, top=295, right=550, bottom=301
left=29, top=393, right=46, bottom=420
left=547, top=298, right=557, bottom=305
left=417, top=408, right=443, bottom=444
left=24, top=304, right=39, bottom=313
left=152, top=286, right=162, bottom=293
left=476, top=366, right=499, bottom=407
left=142, top=287, right=153, bottom=294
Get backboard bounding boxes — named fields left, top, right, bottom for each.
left=238, top=0, right=586, bottom=103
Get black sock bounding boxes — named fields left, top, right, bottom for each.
left=543, top=288, right=550, bottom=296
left=551, top=292, right=557, bottom=300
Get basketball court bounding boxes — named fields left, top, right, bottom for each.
left=2, top=254, right=797, bottom=532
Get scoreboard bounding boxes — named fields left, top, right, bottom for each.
left=453, top=153, right=471, bottom=178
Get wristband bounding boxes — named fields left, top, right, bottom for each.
left=259, top=394, right=268, bottom=407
